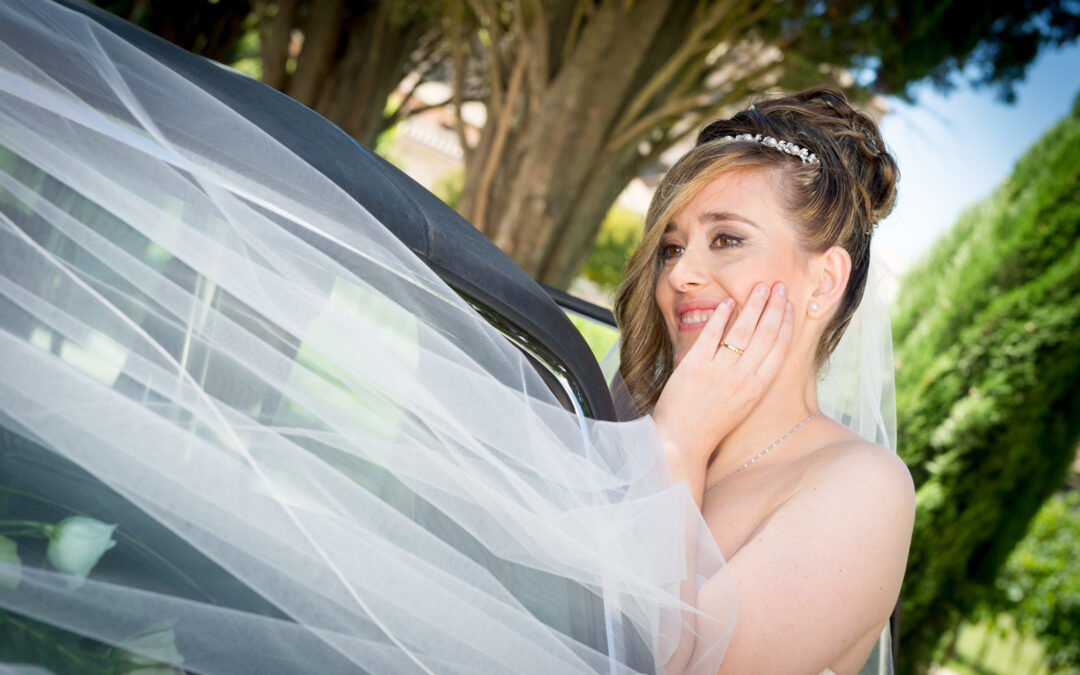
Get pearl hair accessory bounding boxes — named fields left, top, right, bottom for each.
left=717, top=133, right=819, bottom=164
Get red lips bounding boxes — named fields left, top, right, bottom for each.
left=675, top=299, right=722, bottom=332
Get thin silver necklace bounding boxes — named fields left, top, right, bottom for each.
left=703, top=410, right=822, bottom=497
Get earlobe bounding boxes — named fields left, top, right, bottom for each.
left=808, top=246, right=852, bottom=317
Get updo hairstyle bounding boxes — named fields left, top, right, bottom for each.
left=613, top=86, right=899, bottom=412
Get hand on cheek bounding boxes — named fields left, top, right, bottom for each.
left=652, top=282, right=794, bottom=497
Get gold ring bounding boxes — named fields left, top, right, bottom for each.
left=721, top=341, right=745, bottom=356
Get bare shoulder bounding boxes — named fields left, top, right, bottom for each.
left=800, top=435, right=915, bottom=512
left=781, top=432, right=917, bottom=562
left=713, top=431, right=916, bottom=670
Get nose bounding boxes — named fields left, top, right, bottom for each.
left=666, top=244, right=709, bottom=291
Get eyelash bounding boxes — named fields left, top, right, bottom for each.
left=658, top=233, right=743, bottom=260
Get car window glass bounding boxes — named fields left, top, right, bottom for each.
left=564, top=311, right=620, bottom=382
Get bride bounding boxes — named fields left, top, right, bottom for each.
left=618, top=89, right=916, bottom=672
left=0, top=1, right=912, bottom=673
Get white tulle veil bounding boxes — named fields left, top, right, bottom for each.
left=0, top=1, right=895, bottom=673
left=817, top=251, right=899, bottom=675
left=0, top=2, right=732, bottom=673
left=817, top=253, right=897, bottom=453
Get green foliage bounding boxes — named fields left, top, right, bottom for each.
left=893, top=91, right=1080, bottom=672
left=580, top=205, right=643, bottom=291
left=227, top=13, right=263, bottom=79
left=566, top=313, right=620, bottom=365
left=0, top=609, right=114, bottom=675
left=432, top=168, right=464, bottom=210
left=941, top=614, right=1048, bottom=675
left=0, top=609, right=185, bottom=675
left=814, top=1, right=1080, bottom=103
left=982, top=491, right=1080, bottom=672
left=373, top=123, right=406, bottom=170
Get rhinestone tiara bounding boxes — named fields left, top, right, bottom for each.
left=717, top=133, right=819, bottom=164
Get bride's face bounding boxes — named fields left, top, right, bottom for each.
left=654, top=167, right=810, bottom=365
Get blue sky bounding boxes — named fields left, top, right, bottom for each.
left=874, top=43, right=1080, bottom=265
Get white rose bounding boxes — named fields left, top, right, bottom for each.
left=118, top=624, right=184, bottom=674
left=46, top=516, right=117, bottom=588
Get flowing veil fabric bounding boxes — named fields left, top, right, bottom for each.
left=0, top=1, right=899, bottom=673
left=0, top=1, right=734, bottom=673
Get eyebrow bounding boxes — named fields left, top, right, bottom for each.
left=701, top=211, right=760, bottom=229
left=663, top=211, right=760, bottom=234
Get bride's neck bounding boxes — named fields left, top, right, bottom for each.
left=710, top=356, right=820, bottom=472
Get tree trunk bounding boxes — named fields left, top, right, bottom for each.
left=104, top=0, right=253, bottom=63
left=259, top=0, right=298, bottom=90
left=287, top=0, right=347, bottom=108
left=459, top=0, right=676, bottom=288
left=455, top=0, right=779, bottom=289
left=315, top=3, right=429, bottom=146
left=256, top=0, right=443, bottom=149
left=536, top=142, right=641, bottom=286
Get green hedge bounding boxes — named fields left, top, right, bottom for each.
left=580, top=204, right=643, bottom=291
left=892, top=92, right=1080, bottom=672
left=981, top=490, right=1080, bottom=672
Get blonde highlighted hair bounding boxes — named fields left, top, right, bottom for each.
left=613, top=87, right=898, bottom=413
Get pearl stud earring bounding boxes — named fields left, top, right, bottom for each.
left=809, top=302, right=819, bottom=311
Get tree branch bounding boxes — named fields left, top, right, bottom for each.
left=611, top=0, right=750, bottom=140
left=391, top=99, right=450, bottom=120
left=610, top=0, right=778, bottom=150
left=390, top=93, right=488, bottom=126
left=482, top=0, right=505, bottom=116
left=383, top=36, right=447, bottom=127
left=288, top=0, right=345, bottom=107
left=604, top=46, right=784, bottom=154
left=517, top=0, right=547, bottom=119
left=560, top=0, right=590, bottom=64
left=473, top=41, right=531, bottom=233
left=680, top=58, right=787, bottom=135
left=259, top=0, right=298, bottom=90
left=607, top=94, right=713, bottom=153
left=449, top=0, right=473, bottom=162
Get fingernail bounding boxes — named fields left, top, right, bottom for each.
left=755, top=283, right=769, bottom=296
left=776, top=283, right=787, bottom=296
left=722, top=297, right=735, bottom=308
left=786, top=301, right=793, bottom=312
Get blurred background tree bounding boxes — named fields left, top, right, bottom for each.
left=95, top=0, right=1080, bottom=289
left=891, top=91, right=1080, bottom=673
left=93, top=0, right=447, bottom=148
left=425, top=0, right=1080, bottom=289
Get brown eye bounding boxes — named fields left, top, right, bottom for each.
left=658, top=244, right=683, bottom=260
left=714, top=234, right=741, bottom=248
